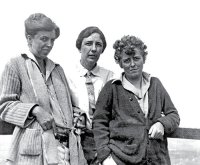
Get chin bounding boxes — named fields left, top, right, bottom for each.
left=88, top=58, right=97, bottom=63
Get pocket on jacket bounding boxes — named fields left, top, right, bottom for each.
left=19, top=128, right=42, bottom=156
left=122, top=143, right=139, bottom=155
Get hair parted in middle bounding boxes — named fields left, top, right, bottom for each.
left=76, top=26, right=107, bottom=53
left=113, top=35, right=148, bottom=64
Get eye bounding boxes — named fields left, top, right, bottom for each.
left=85, top=42, right=92, bottom=46
left=133, top=56, right=141, bottom=61
left=96, top=42, right=103, bottom=47
left=40, top=36, right=48, bottom=42
left=123, top=59, right=130, bottom=63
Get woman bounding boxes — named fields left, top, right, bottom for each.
left=67, top=26, right=114, bottom=165
left=93, top=35, right=180, bottom=165
left=0, top=13, right=86, bottom=165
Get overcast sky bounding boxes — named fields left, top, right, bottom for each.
left=0, top=0, right=200, bottom=128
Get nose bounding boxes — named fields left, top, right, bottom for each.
left=47, top=40, right=53, bottom=47
left=130, top=59, right=135, bottom=67
left=91, top=43, right=97, bottom=52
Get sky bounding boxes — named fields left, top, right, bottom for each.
left=0, top=0, right=200, bottom=128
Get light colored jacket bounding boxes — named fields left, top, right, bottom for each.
left=0, top=54, right=74, bottom=165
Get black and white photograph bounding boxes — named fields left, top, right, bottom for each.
left=0, top=0, right=200, bottom=164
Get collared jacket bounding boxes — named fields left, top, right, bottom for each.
left=93, top=77, right=180, bottom=165
left=0, top=54, right=75, bottom=165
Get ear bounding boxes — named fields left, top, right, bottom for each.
left=27, top=35, right=32, bottom=45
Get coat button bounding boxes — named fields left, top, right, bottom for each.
left=129, top=97, right=133, bottom=101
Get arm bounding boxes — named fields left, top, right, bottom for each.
left=93, top=81, right=113, bottom=163
left=156, top=79, right=180, bottom=134
left=0, top=62, right=36, bottom=128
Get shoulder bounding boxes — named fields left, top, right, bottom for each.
left=98, top=66, right=113, bottom=74
left=149, top=76, right=167, bottom=93
left=97, top=66, right=114, bottom=80
left=5, top=54, right=26, bottom=70
left=98, top=66, right=113, bottom=75
left=150, top=76, right=163, bottom=86
left=151, top=76, right=159, bottom=82
left=103, top=79, right=122, bottom=90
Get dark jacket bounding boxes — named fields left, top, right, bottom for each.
left=93, top=77, right=180, bottom=165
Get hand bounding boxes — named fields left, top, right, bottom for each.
left=148, top=122, right=164, bottom=140
left=73, top=107, right=86, bottom=129
left=31, top=106, right=55, bottom=131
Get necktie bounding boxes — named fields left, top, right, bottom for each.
left=85, top=71, right=95, bottom=120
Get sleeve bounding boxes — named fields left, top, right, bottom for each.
left=155, top=78, right=180, bottom=134
left=92, top=81, right=113, bottom=163
left=0, top=62, right=36, bottom=128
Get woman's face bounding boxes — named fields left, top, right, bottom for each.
left=80, top=33, right=103, bottom=66
left=120, top=49, right=144, bottom=80
left=28, top=30, right=56, bottom=60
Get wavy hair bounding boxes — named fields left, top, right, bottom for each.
left=113, top=35, right=148, bottom=64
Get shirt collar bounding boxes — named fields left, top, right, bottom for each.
left=112, top=72, right=151, bottom=99
left=26, top=51, right=39, bottom=66
left=79, top=63, right=101, bottom=77
left=24, top=51, right=58, bottom=80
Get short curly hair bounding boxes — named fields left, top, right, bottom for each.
left=76, top=26, right=107, bottom=53
left=25, top=13, right=60, bottom=39
left=113, top=35, right=148, bottom=64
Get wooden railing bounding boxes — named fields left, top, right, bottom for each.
left=169, top=127, right=200, bottom=140
left=1, top=120, right=200, bottom=140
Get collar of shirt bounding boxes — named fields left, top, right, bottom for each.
left=24, top=51, right=58, bottom=81
left=79, top=63, right=101, bottom=77
left=112, top=72, right=151, bottom=99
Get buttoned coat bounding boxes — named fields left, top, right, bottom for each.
left=93, top=78, right=180, bottom=165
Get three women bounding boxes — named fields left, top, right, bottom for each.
left=0, top=13, right=179, bottom=165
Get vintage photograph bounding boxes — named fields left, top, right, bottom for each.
left=0, top=0, right=200, bottom=164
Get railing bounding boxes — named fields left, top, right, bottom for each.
left=169, top=127, right=200, bottom=140
left=1, top=120, right=200, bottom=165
left=1, top=120, right=200, bottom=140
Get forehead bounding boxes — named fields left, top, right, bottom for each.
left=35, top=30, right=56, bottom=38
left=82, top=33, right=103, bottom=43
left=121, top=48, right=142, bottom=58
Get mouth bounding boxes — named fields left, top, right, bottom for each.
left=88, top=54, right=97, bottom=58
left=43, top=48, right=50, bottom=51
left=129, top=68, right=139, bottom=72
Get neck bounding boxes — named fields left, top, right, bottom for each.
left=80, top=60, right=96, bottom=71
left=125, top=74, right=142, bottom=89
left=35, top=57, right=46, bottom=75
